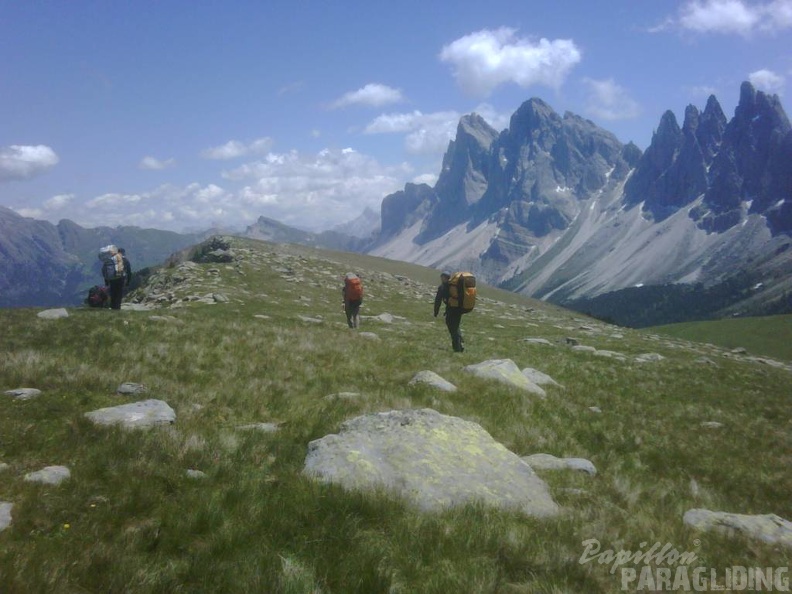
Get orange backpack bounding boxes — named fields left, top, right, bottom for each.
left=447, top=272, right=476, bottom=313
left=344, top=275, right=363, bottom=301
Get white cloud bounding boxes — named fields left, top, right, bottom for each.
left=330, top=83, right=405, bottom=109
left=45, top=194, right=74, bottom=210
left=139, top=156, right=176, bottom=170
left=582, top=78, right=641, bottom=120
left=365, top=110, right=461, bottom=155
left=220, top=147, right=406, bottom=230
left=201, top=137, right=274, bottom=160
left=671, top=0, right=792, bottom=35
left=0, top=145, right=59, bottom=181
left=749, top=68, right=785, bottom=93
left=439, top=28, right=582, bottom=97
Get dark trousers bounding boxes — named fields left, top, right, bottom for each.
left=345, top=299, right=361, bottom=328
left=107, top=278, right=125, bottom=310
left=445, top=308, right=464, bottom=351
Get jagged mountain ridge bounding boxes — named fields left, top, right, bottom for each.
left=370, top=82, right=792, bottom=321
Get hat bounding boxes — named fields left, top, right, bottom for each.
left=440, top=270, right=451, bottom=278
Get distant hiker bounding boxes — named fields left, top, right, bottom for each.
left=434, top=271, right=463, bottom=352
left=434, top=270, right=476, bottom=352
left=99, top=245, right=126, bottom=310
left=342, top=272, right=363, bottom=329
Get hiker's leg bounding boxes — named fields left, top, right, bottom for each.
left=352, top=302, right=361, bottom=328
left=344, top=301, right=354, bottom=328
left=109, top=279, right=124, bottom=310
left=446, top=309, right=463, bottom=351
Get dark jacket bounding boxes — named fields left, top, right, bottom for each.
left=433, top=282, right=449, bottom=317
left=122, top=256, right=132, bottom=285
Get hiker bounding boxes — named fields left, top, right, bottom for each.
left=434, top=270, right=465, bottom=352
left=102, top=246, right=126, bottom=310
left=342, top=272, right=363, bottom=328
left=118, top=247, right=133, bottom=290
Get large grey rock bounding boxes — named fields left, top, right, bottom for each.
left=85, top=399, right=176, bottom=429
left=0, top=502, right=12, bottom=531
left=304, top=409, right=559, bottom=517
left=464, top=359, right=545, bottom=396
left=408, top=371, right=457, bottom=392
left=683, top=509, right=792, bottom=548
left=37, top=308, right=69, bottom=319
left=24, top=465, right=71, bottom=485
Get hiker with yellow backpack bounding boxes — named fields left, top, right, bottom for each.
left=433, top=270, right=476, bottom=352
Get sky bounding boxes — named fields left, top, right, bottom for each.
left=2, top=0, right=791, bottom=234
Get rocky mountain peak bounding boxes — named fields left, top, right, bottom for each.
left=695, top=82, right=792, bottom=233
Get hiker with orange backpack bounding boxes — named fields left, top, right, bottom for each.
left=434, top=270, right=476, bottom=352
left=342, top=273, right=363, bottom=328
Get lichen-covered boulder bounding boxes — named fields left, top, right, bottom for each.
left=464, top=359, right=545, bottom=396
left=304, top=409, right=559, bottom=517
left=408, top=371, right=457, bottom=392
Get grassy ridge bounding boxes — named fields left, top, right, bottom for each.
left=650, top=314, right=792, bottom=363
left=1, top=237, right=790, bottom=593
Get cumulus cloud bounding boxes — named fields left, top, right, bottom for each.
left=220, top=147, right=406, bottom=230
left=330, top=83, right=405, bottom=109
left=21, top=147, right=410, bottom=233
left=364, top=110, right=461, bottom=155
left=660, top=0, right=792, bottom=35
left=201, top=137, right=273, bottom=160
left=0, top=145, right=59, bottom=181
left=139, top=156, right=176, bottom=170
left=582, top=78, right=642, bottom=120
left=439, top=28, right=582, bottom=97
left=749, top=68, right=785, bottom=93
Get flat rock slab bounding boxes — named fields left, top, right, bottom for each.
left=85, top=399, right=176, bottom=429
left=37, top=308, right=69, bottom=319
left=464, top=359, right=545, bottom=396
left=237, top=422, right=280, bottom=433
left=0, top=502, right=12, bottom=531
left=683, top=509, right=792, bottom=548
left=304, top=408, right=559, bottom=518
left=117, top=383, right=147, bottom=395
left=408, top=371, right=457, bottom=392
left=24, top=465, right=71, bottom=485
left=522, top=453, right=597, bottom=476
left=5, top=388, right=42, bottom=400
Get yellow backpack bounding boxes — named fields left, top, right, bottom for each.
left=447, top=272, right=477, bottom=313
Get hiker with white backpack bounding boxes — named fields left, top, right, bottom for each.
left=99, top=245, right=127, bottom=310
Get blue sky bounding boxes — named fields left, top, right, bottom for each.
left=1, top=0, right=791, bottom=233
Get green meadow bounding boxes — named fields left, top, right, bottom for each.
left=1, top=237, right=790, bottom=593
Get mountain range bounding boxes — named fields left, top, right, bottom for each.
left=368, top=81, right=792, bottom=325
left=2, top=81, right=790, bottom=325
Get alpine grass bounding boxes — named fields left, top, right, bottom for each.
left=0, top=237, right=789, bottom=592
